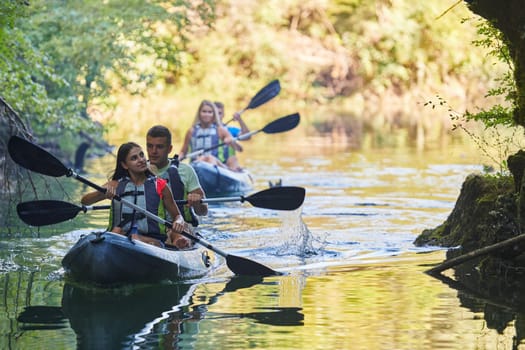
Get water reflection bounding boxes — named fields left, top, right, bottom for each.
left=15, top=275, right=304, bottom=349
left=430, top=262, right=525, bottom=349
left=62, top=282, right=196, bottom=349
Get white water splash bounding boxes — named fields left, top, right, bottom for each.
left=274, top=206, right=326, bottom=257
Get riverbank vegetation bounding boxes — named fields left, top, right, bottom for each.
left=106, top=0, right=512, bottom=151
left=1, top=1, right=511, bottom=151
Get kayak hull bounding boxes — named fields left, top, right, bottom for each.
left=191, top=160, right=253, bottom=197
left=61, top=232, right=213, bottom=286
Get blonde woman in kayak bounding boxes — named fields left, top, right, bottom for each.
left=179, top=100, right=236, bottom=170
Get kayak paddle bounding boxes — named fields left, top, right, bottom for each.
left=182, top=112, right=300, bottom=161
left=178, top=186, right=305, bottom=211
left=8, top=135, right=283, bottom=277
left=17, top=186, right=305, bottom=226
left=224, top=79, right=281, bottom=125
left=17, top=200, right=110, bottom=227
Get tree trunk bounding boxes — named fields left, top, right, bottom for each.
left=426, top=233, right=525, bottom=274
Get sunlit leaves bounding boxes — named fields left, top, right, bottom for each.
left=465, top=106, right=515, bottom=128
left=1, top=0, right=214, bottom=144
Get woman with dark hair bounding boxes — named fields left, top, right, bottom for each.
left=81, top=142, right=189, bottom=248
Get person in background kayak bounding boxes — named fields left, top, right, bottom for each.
left=214, top=101, right=250, bottom=171
left=179, top=100, right=238, bottom=171
left=146, top=125, right=208, bottom=227
left=81, top=142, right=190, bottom=249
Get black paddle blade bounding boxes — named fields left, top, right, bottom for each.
left=262, top=113, right=300, bottom=134
left=226, top=254, right=282, bottom=277
left=8, top=136, right=68, bottom=177
left=245, top=186, right=305, bottom=211
left=17, top=200, right=82, bottom=226
left=246, top=79, right=281, bottom=110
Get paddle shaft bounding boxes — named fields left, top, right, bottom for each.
left=18, top=185, right=304, bottom=227
left=85, top=198, right=245, bottom=206
left=224, top=79, right=280, bottom=125
left=181, top=113, right=299, bottom=161
left=179, top=187, right=306, bottom=208
left=84, top=205, right=111, bottom=212
left=182, top=129, right=262, bottom=160
left=83, top=199, right=245, bottom=206
left=184, top=196, right=246, bottom=205
left=224, top=109, right=245, bottom=126
left=20, top=185, right=304, bottom=226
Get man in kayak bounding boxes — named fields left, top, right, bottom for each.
left=81, top=142, right=190, bottom=248
left=81, top=125, right=207, bottom=245
left=146, top=125, right=208, bottom=227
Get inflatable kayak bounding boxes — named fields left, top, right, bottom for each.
left=191, top=160, right=253, bottom=197
left=62, top=231, right=214, bottom=286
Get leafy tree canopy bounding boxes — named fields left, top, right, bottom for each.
left=1, top=0, right=214, bottom=153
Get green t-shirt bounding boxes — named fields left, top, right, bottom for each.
left=156, top=160, right=202, bottom=193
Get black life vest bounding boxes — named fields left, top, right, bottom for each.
left=163, top=158, right=199, bottom=227
left=110, top=176, right=167, bottom=238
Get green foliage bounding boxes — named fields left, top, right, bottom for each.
left=0, top=0, right=85, bottom=137
left=147, top=0, right=503, bottom=147
left=3, top=0, right=510, bottom=151
left=424, top=94, right=524, bottom=174
left=454, top=122, right=524, bottom=174
left=464, top=19, right=517, bottom=127
left=21, top=0, right=214, bottom=109
left=418, top=6, right=522, bottom=171
left=450, top=17, right=520, bottom=173
left=329, top=1, right=488, bottom=91
left=1, top=0, right=214, bottom=156
left=0, top=0, right=25, bottom=28
left=464, top=106, right=515, bottom=128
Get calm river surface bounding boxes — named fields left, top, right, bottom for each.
left=1, top=134, right=521, bottom=349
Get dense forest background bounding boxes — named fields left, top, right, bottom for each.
left=1, top=0, right=521, bottom=234
left=1, top=0, right=512, bottom=155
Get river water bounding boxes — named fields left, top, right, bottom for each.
left=1, top=134, right=522, bottom=349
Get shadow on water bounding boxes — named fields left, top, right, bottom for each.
left=16, top=283, right=196, bottom=348
left=16, top=275, right=304, bottom=348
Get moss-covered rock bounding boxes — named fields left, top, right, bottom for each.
left=418, top=150, right=525, bottom=342
left=414, top=173, right=518, bottom=251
